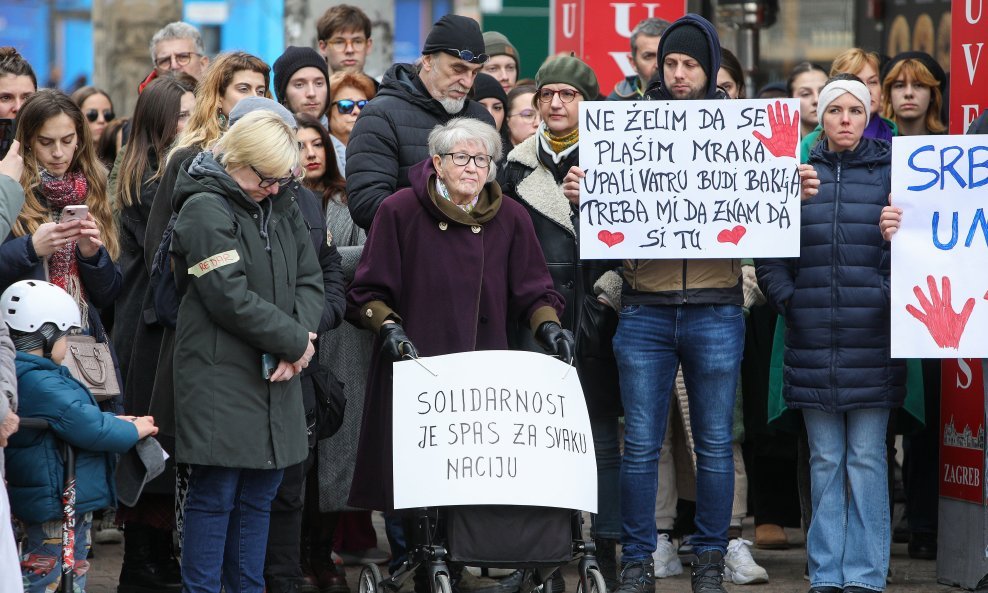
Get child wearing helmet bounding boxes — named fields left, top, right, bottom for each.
left=1, top=280, right=157, bottom=593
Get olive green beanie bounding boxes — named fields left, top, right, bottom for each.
left=483, top=31, right=520, bottom=71
left=535, top=55, right=599, bottom=101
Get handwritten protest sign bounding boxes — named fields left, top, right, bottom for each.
left=578, top=99, right=801, bottom=259
left=890, top=135, right=988, bottom=358
left=392, top=350, right=597, bottom=512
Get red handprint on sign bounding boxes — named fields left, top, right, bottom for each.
left=906, top=275, right=976, bottom=349
left=752, top=100, right=799, bottom=158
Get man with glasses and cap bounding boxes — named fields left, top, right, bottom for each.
left=344, top=14, right=495, bottom=231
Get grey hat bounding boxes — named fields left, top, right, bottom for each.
left=229, top=96, right=297, bottom=128
left=115, top=436, right=167, bottom=507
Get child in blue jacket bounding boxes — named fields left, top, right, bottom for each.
left=1, top=279, right=157, bottom=593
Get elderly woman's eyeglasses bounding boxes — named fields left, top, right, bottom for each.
left=251, top=165, right=300, bottom=188
left=86, top=109, right=115, bottom=123
left=507, top=109, right=538, bottom=123
left=443, top=153, right=492, bottom=168
left=442, top=48, right=489, bottom=65
left=538, top=88, right=581, bottom=103
left=154, top=52, right=201, bottom=69
left=333, top=99, right=369, bottom=115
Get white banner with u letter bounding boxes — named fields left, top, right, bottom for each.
left=392, top=350, right=597, bottom=512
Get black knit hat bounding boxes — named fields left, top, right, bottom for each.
left=536, top=55, right=600, bottom=101
left=881, top=51, right=947, bottom=93
left=661, top=23, right=712, bottom=77
left=472, top=73, right=508, bottom=107
left=421, top=15, right=487, bottom=63
left=273, top=46, right=329, bottom=105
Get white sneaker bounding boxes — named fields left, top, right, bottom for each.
left=723, top=538, right=769, bottom=585
left=651, top=533, right=683, bottom=578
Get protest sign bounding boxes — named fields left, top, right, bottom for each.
left=890, top=135, right=988, bottom=358
left=578, top=98, right=801, bottom=259
left=392, top=350, right=596, bottom=512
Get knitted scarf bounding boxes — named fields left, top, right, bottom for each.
left=38, top=169, right=89, bottom=329
left=541, top=126, right=579, bottom=154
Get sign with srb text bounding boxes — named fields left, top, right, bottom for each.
left=578, top=99, right=801, bottom=259
left=392, top=350, right=597, bottom=512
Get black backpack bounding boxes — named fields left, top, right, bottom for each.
left=145, top=196, right=237, bottom=328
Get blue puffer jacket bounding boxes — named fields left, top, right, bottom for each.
left=5, top=352, right=139, bottom=524
left=756, top=137, right=906, bottom=412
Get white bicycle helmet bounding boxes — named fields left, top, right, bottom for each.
left=1, top=280, right=81, bottom=332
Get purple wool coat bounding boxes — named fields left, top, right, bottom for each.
left=346, top=158, right=564, bottom=511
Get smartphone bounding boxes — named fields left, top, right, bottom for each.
left=261, top=353, right=279, bottom=380
left=0, top=119, right=14, bottom=160
left=61, top=205, right=89, bottom=222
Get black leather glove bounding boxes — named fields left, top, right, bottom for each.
left=379, top=322, right=420, bottom=361
left=536, top=321, right=575, bottom=363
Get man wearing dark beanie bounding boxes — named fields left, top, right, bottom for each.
left=344, top=13, right=494, bottom=231
left=273, top=46, right=330, bottom=121
left=562, top=14, right=739, bottom=593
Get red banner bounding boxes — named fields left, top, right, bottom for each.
left=551, top=1, right=687, bottom=96
left=949, top=1, right=987, bottom=133
left=939, top=359, right=986, bottom=504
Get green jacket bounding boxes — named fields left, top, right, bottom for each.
left=170, top=152, right=324, bottom=469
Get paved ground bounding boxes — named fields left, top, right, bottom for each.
left=81, top=516, right=971, bottom=593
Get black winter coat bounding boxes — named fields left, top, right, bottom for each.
left=500, top=134, right=623, bottom=418
left=344, top=63, right=495, bottom=230
left=756, top=137, right=906, bottom=412
left=969, top=112, right=988, bottom=134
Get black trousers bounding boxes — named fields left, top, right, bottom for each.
left=904, top=359, right=941, bottom=535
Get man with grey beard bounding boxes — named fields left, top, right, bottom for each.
left=345, top=14, right=495, bottom=230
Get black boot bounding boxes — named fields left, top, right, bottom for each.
left=118, top=524, right=182, bottom=593
left=615, top=559, right=654, bottom=593
left=150, top=526, right=183, bottom=587
left=595, top=538, right=618, bottom=590
left=690, top=550, right=726, bottom=593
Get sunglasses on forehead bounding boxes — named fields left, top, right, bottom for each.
left=442, top=48, right=489, bottom=65
left=332, top=99, right=369, bottom=115
left=86, top=109, right=115, bottom=123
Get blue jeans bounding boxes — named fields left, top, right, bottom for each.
left=803, top=408, right=890, bottom=592
left=590, top=417, right=622, bottom=540
left=181, top=465, right=285, bottom=593
left=21, top=513, right=92, bottom=593
left=613, top=304, right=744, bottom=561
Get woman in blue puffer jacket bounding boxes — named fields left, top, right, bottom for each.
left=757, top=75, right=906, bottom=593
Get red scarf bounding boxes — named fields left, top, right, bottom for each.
left=39, top=169, right=90, bottom=328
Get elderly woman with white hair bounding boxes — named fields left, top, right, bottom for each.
left=346, top=116, right=571, bottom=515
left=168, top=109, right=325, bottom=593
left=756, top=74, right=905, bottom=593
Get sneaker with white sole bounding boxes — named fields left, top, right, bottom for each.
left=723, top=539, right=768, bottom=585
left=651, top=534, right=683, bottom=578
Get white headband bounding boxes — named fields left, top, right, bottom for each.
left=816, top=79, right=871, bottom=128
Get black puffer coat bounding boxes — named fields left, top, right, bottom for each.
left=344, top=63, right=494, bottom=230
left=757, top=137, right=906, bottom=412
left=500, top=134, right=623, bottom=418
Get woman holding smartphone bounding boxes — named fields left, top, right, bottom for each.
left=0, top=90, right=121, bottom=403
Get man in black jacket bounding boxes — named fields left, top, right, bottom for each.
left=344, top=14, right=495, bottom=230
left=969, top=111, right=988, bottom=134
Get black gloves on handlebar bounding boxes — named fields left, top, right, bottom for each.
left=379, top=323, right=420, bottom=361
left=536, top=321, right=575, bottom=363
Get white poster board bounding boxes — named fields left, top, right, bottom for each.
left=578, top=98, right=802, bottom=259
left=890, top=135, right=988, bottom=358
left=392, top=350, right=597, bottom=512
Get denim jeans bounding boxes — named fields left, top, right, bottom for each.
left=21, top=513, right=92, bottom=593
left=803, top=408, right=890, bottom=592
left=590, top=417, right=622, bottom=540
left=613, top=304, right=744, bottom=561
left=181, top=465, right=285, bottom=593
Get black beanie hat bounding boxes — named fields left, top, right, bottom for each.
left=421, top=15, right=486, bottom=63
left=273, top=46, right=329, bottom=105
left=472, top=73, right=508, bottom=106
left=661, top=23, right=712, bottom=77
left=881, top=51, right=947, bottom=94
left=536, top=55, right=600, bottom=101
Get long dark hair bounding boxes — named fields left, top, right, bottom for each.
left=719, top=48, right=746, bottom=99
left=295, top=113, right=345, bottom=209
left=117, top=77, right=195, bottom=208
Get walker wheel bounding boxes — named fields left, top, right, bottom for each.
left=576, top=567, right=607, bottom=593
left=359, top=563, right=383, bottom=593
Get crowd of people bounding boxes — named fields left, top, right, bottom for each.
left=0, top=6, right=987, bottom=593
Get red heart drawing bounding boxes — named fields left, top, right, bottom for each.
left=598, top=230, right=624, bottom=247
left=717, top=225, right=747, bottom=245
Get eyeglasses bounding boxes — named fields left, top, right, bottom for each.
left=251, top=164, right=300, bottom=189
left=442, top=48, right=489, bottom=65
left=85, top=109, right=115, bottom=123
left=538, top=88, right=581, bottom=103
left=327, top=37, right=368, bottom=51
left=508, top=109, right=538, bottom=123
left=443, top=153, right=492, bottom=168
left=333, top=99, right=369, bottom=115
left=154, top=52, right=202, bottom=69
